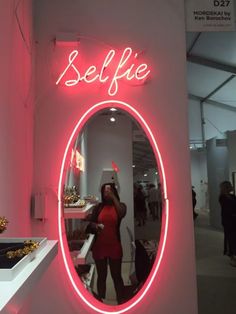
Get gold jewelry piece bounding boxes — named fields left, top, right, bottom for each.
left=5, top=240, right=40, bottom=259
left=0, top=216, right=9, bottom=233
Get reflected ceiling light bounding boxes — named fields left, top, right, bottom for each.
left=155, top=172, right=158, bottom=175
left=110, top=117, right=116, bottom=122
left=132, top=165, right=136, bottom=168
left=110, top=108, right=117, bottom=112
left=144, top=173, right=147, bottom=177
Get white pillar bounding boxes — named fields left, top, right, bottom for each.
left=0, top=0, right=33, bottom=236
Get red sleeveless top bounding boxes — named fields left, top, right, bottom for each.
left=92, top=205, right=122, bottom=259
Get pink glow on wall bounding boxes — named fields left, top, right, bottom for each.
left=58, top=100, right=169, bottom=313
left=56, top=48, right=150, bottom=96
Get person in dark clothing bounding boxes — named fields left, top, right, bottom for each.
left=134, top=240, right=151, bottom=284
left=148, top=184, right=159, bottom=221
left=134, top=185, right=147, bottom=226
left=219, top=181, right=236, bottom=267
left=86, top=183, right=126, bottom=304
left=192, top=187, right=198, bottom=220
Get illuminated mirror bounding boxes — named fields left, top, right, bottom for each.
left=62, top=108, right=163, bottom=305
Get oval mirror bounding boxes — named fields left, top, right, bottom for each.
left=59, top=104, right=167, bottom=309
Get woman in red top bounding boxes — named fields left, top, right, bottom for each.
left=86, top=183, right=126, bottom=304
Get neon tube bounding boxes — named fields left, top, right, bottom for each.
left=56, top=48, right=150, bottom=96
left=58, top=100, right=169, bottom=314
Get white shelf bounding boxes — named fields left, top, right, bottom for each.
left=82, top=264, right=95, bottom=288
left=64, top=202, right=95, bottom=219
left=73, top=234, right=95, bottom=265
left=0, top=237, right=47, bottom=281
left=0, top=240, right=58, bottom=314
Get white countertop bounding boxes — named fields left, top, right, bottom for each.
left=0, top=240, right=58, bottom=314
left=64, top=202, right=96, bottom=219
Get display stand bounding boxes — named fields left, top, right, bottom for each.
left=64, top=203, right=95, bottom=219
left=0, top=237, right=47, bottom=281
left=64, top=198, right=97, bottom=291
left=81, top=263, right=95, bottom=289
left=0, top=240, right=58, bottom=314
left=71, top=234, right=95, bottom=265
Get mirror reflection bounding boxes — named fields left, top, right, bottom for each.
left=63, top=108, right=163, bottom=305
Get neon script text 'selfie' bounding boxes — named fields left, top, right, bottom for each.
left=56, top=47, right=150, bottom=96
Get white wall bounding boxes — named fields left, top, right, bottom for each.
left=188, top=99, right=202, bottom=142
left=190, top=150, right=208, bottom=209
left=30, top=1, right=197, bottom=313
left=86, top=114, right=134, bottom=261
left=204, top=130, right=236, bottom=229
left=188, top=99, right=236, bottom=142
left=204, top=104, right=236, bottom=140
left=188, top=100, right=236, bottom=214
left=0, top=0, right=33, bottom=236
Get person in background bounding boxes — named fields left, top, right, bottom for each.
left=157, top=183, right=163, bottom=220
left=133, top=183, right=138, bottom=221
left=134, top=185, right=147, bottom=226
left=219, top=181, right=236, bottom=267
left=148, top=184, right=159, bottom=221
left=86, top=183, right=126, bottom=304
left=192, top=186, right=198, bottom=220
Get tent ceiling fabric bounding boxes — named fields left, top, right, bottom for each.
left=187, top=32, right=236, bottom=65
left=186, top=32, right=236, bottom=108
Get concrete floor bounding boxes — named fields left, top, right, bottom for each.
left=195, top=210, right=236, bottom=314
left=92, top=210, right=236, bottom=311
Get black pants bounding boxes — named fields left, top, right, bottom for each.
left=223, top=225, right=236, bottom=256
left=95, top=257, right=125, bottom=304
left=149, top=202, right=159, bottom=220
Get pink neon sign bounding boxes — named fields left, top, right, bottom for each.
left=56, top=47, right=150, bottom=96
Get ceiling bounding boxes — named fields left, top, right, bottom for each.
left=92, top=32, right=236, bottom=174
left=186, top=31, right=236, bottom=109
left=186, top=31, right=236, bottom=150
left=134, top=31, right=236, bottom=171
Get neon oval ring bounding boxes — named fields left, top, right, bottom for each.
left=58, top=100, right=169, bottom=314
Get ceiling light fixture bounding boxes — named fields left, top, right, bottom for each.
left=110, top=117, right=116, bottom=122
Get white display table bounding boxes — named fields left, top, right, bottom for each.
left=64, top=202, right=95, bottom=219
left=69, top=234, right=95, bottom=266
left=0, top=240, right=58, bottom=314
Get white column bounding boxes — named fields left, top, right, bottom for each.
left=0, top=0, right=33, bottom=236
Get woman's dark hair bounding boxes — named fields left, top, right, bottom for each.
left=220, top=181, right=233, bottom=195
left=101, top=182, right=120, bottom=203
